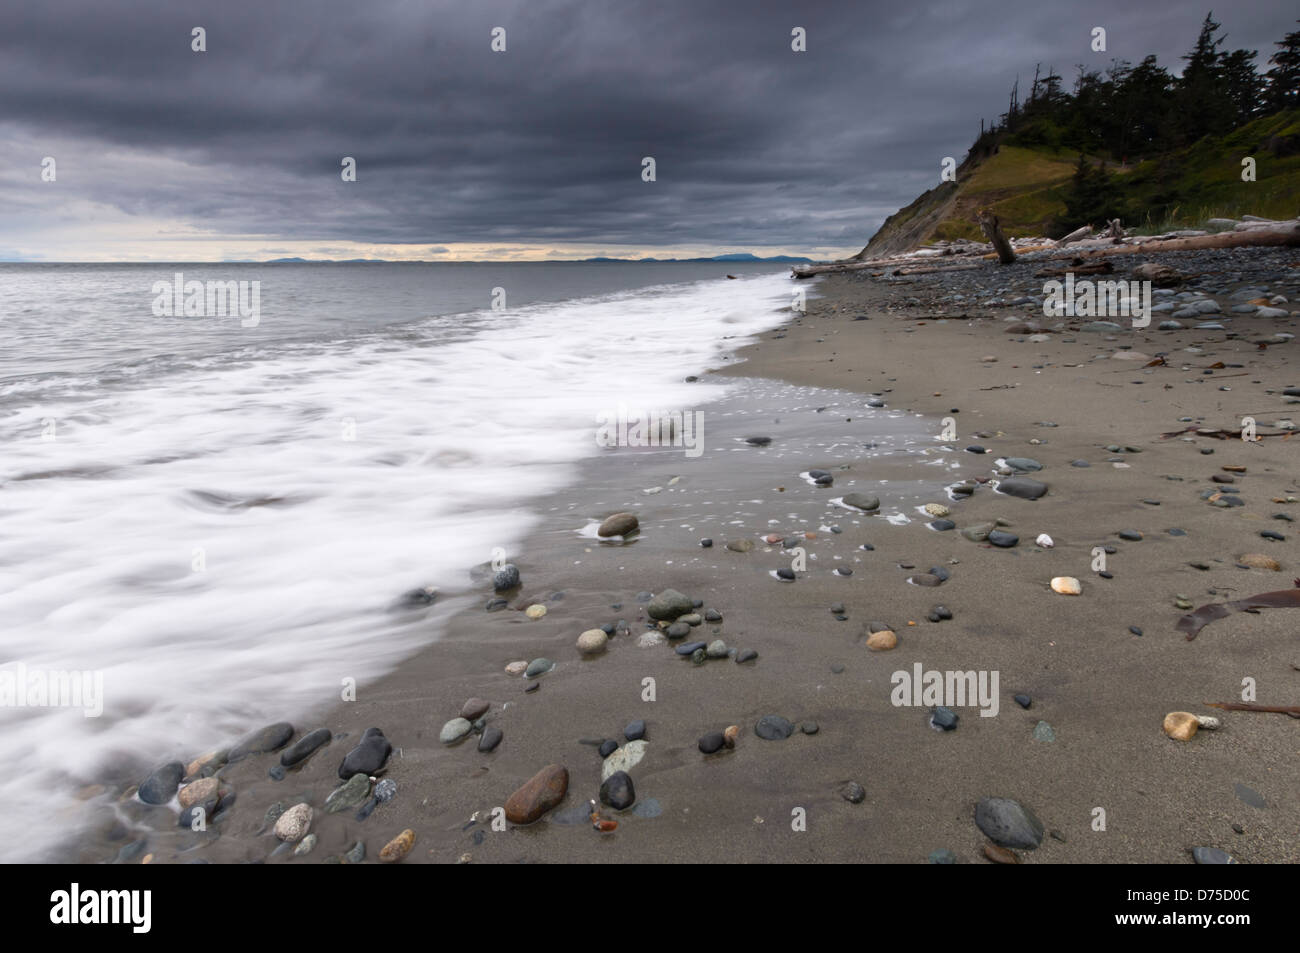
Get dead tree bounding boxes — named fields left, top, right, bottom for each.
left=978, top=209, right=1017, bottom=264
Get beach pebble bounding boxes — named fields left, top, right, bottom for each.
left=601, top=740, right=647, bottom=781
left=379, top=828, right=415, bottom=862
left=274, top=803, right=313, bottom=843
left=1014, top=694, right=1031, bottom=709
left=1118, top=529, right=1143, bottom=541
left=866, top=628, right=897, bottom=651
left=138, top=763, right=185, bottom=805
left=923, top=503, right=949, bottom=517
left=975, top=797, right=1043, bottom=849
left=524, top=604, right=547, bottom=620
left=647, top=588, right=694, bottom=620
left=928, top=849, right=957, bottom=864
left=775, top=568, right=795, bottom=581
left=597, top=512, right=639, bottom=537
left=726, top=539, right=754, bottom=552
left=624, top=720, right=646, bottom=742
left=505, top=660, right=528, bottom=676
left=440, top=718, right=473, bottom=744
left=229, top=722, right=295, bottom=762
left=504, top=764, right=569, bottom=824
left=666, top=622, right=691, bottom=638
left=280, top=727, right=332, bottom=767
left=294, top=833, right=318, bottom=856
left=576, top=629, right=608, bottom=654
left=736, top=649, right=758, bottom=663
left=754, top=715, right=795, bottom=740
left=599, top=770, right=636, bottom=810
left=724, top=725, right=740, bottom=748
left=841, top=493, right=881, bottom=511
left=1035, top=534, right=1054, bottom=548
left=704, top=608, right=722, bottom=622
left=1195, top=715, right=1221, bottom=731
left=930, top=707, right=958, bottom=731
left=997, top=477, right=1047, bottom=500
left=326, top=772, right=371, bottom=813
left=1032, top=721, right=1055, bottom=742
left=1191, top=847, right=1235, bottom=864
left=984, top=844, right=1020, bottom=864
left=1162, top=711, right=1199, bottom=741
left=374, top=778, right=397, bottom=803
left=706, top=639, right=728, bottom=658
left=987, top=530, right=1019, bottom=548
left=338, top=727, right=391, bottom=779
left=842, top=782, right=866, bottom=804
left=699, top=731, right=725, bottom=754
left=478, top=726, right=503, bottom=752
left=1004, top=457, right=1043, bottom=472
left=492, top=564, right=521, bottom=591
left=1050, top=576, right=1081, bottom=595
left=177, top=777, right=219, bottom=811
left=1239, top=553, right=1280, bottom=570
left=525, top=658, right=553, bottom=678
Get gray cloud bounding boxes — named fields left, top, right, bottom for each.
left=0, top=0, right=1294, bottom=256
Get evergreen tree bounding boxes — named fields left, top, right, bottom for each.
left=1265, top=20, right=1300, bottom=110
left=1178, top=12, right=1233, bottom=142
left=1221, top=49, right=1262, bottom=124
left=1056, top=155, right=1121, bottom=234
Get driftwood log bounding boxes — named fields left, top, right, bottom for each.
left=1054, top=225, right=1092, bottom=246
left=977, top=209, right=1017, bottom=264
left=1054, top=222, right=1300, bottom=259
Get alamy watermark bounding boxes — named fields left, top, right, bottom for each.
left=1043, top=273, right=1150, bottom=328
left=891, top=663, right=999, bottom=717
left=0, top=663, right=103, bottom=717
left=596, top=403, right=704, bottom=457
left=152, top=272, right=260, bottom=327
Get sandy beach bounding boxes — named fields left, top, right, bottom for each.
left=72, top=247, right=1300, bottom=865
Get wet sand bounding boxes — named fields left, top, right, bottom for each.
left=80, top=261, right=1300, bottom=864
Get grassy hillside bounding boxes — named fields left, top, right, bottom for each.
left=859, top=109, right=1300, bottom=257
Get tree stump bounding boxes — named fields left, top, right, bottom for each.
left=978, top=209, right=1017, bottom=264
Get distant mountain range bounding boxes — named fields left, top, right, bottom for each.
left=249, top=253, right=812, bottom=264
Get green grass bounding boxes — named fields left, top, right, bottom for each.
left=869, top=109, right=1300, bottom=249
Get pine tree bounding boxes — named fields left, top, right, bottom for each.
left=1221, top=49, right=1262, bottom=124
left=1178, top=12, right=1233, bottom=142
left=1265, top=20, right=1300, bottom=110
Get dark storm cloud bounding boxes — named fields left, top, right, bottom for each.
left=1, top=0, right=1295, bottom=254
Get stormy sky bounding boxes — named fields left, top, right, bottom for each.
left=0, top=0, right=1294, bottom=261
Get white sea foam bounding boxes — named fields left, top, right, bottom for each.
left=0, top=270, right=793, bottom=859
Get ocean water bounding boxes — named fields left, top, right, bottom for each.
left=0, top=261, right=795, bottom=860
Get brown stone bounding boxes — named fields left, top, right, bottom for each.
left=866, top=629, right=897, bottom=651
left=1239, top=553, right=1280, bottom=571
left=984, top=843, right=1020, bottom=864
left=460, top=697, right=490, bottom=720
left=504, top=764, right=569, bottom=824
left=1163, top=711, right=1199, bottom=742
left=597, top=512, right=638, bottom=538
left=178, top=777, right=220, bottom=810
left=379, top=828, right=415, bottom=862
